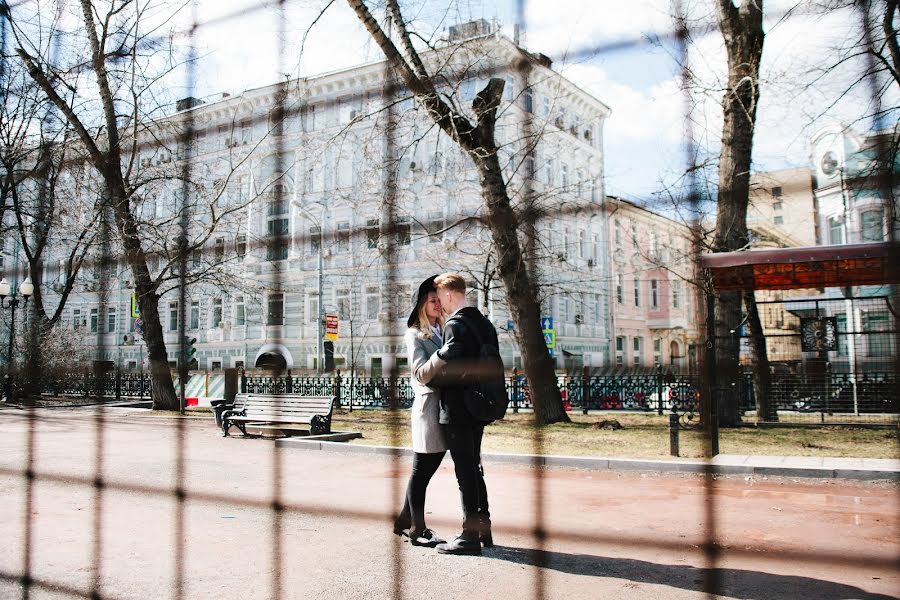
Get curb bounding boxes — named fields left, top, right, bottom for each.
left=274, top=438, right=900, bottom=481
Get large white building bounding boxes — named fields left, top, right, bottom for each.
left=12, top=23, right=615, bottom=377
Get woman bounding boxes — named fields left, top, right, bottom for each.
left=393, top=275, right=447, bottom=547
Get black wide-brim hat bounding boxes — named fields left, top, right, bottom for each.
left=407, top=275, right=439, bottom=328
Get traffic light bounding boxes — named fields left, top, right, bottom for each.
left=324, top=340, right=335, bottom=372
left=185, top=336, right=198, bottom=369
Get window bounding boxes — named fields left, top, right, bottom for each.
left=366, top=286, right=380, bottom=320
left=673, top=281, right=681, bottom=309
left=860, top=210, right=884, bottom=242
left=633, top=279, right=641, bottom=307
left=865, top=312, right=890, bottom=357
left=650, top=279, right=659, bottom=308
left=428, top=212, right=444, bottom=243
left=336, top=289, right=351, bottom=320
left=190, top=300, right=200, bottom=330
left=366, top=219, right=380, bottom=249
left=558, top=295, right=567, bottom=324
left=267, top=218, right=289, bottom=260
left=396, top=216, right=411, bottom=246
left=336, top=222, right=350, bottom=253
left=774, top=215, right=784, bottom=225
left=73, top=308, right=82, bottom=329
left=236, top=233, right=247, bottom=261
left=835, top=314, right=848, bottom=356
left=829, top=217, right=844, bottom=245
left=168, top=302, right=179, bottom=331
left=614, top=220, right=622, bottom=246
left=631, top=222, right=639, bottom=245
left=579, top=231, right=587, bottom=259
left=107, top=307, right=116, bottom=333
left=772, top=186, right=783, bottom=198
left=211, top=298, right=223, bottom=328
left=309, top=226, right=321, bottom=253
left=267, top=293, right=284, bottom=325
left=90, top=308, right=99, bottom=333
left=561, top=164, right=569, bottom=190
left=653, top=338, right=662, bottom=366
left=616, top=275, right=624, bottom=304
left=633, top=336, right=642, bottom=367
left=214, top=237, right=225, bottom=262
left=522, top=88, right=533, bottom=113
left=192, top=249, right=202, bottom=268
left=773, top=201, right=783, bottom=211
left=308, top=293, right=319, bottom=324
left=268, top=195, right=288, bottom=217
left=235, top=296, right=245, bottom=326
left=615, top=336, right=625, bottom=366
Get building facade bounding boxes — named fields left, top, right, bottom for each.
left=5, top=25, right=616, bottom=376
left=605, top=196, right=700, bottom=372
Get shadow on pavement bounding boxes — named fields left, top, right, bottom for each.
left=485, top=545, right=895, bottom=600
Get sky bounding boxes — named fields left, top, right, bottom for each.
left=165, top=0, right=892, bottom=204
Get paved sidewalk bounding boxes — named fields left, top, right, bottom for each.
left=1, top=407, right=898, bottom=600
left=278, top=437, right=900, bottom=480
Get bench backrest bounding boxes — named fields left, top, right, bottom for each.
left=234, top=394, right=334, bottom=423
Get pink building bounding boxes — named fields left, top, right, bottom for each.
left=606, top=196, right=700, bottom=372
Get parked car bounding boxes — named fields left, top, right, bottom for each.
left=648, top=382, right=698, bottom=412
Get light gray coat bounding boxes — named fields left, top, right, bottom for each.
left=405, top=327, right=448, bottom=454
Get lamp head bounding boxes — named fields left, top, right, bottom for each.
left=19, top=277, right=34, bottom=298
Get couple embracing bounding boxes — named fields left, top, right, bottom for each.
left=393, top=272, right=501, bottom=556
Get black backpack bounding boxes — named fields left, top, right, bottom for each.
left=453, top=315, right=510, bottom=423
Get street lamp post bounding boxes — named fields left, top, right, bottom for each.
left=0, top=276, right=34, bottom=402
left=293, top=201, right=326, bottom=374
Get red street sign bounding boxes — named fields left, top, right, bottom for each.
left=325, top=313, right=339, bottom=340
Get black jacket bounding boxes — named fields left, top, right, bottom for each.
left=434, top=306, right=499, bottom=425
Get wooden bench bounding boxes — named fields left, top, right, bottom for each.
left=221, top=394, right=335, bottom=437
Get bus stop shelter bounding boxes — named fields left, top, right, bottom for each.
left=699, top=241, right=900, bottom=450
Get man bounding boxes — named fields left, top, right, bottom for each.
left=424, top=272, right=496, bottom=555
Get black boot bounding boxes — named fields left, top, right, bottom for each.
left=480, top=516, right=493, bottom=548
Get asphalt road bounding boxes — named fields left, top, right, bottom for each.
left=0, top=405, right=897, bottom=600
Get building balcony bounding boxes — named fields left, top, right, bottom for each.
left=647, top=314, right=691, bottom=331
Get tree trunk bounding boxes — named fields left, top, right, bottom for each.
left=344, top=0, right=568, bottom=423
left=476, top=146, right=568, bottom=425
left=743, top=290, right=775, bottom=422
left=713, top=0, right=765, bottom=426
left=107, top=177, right=179, bottom=411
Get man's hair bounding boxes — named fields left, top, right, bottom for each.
left=434, top=272, right=466, bottom=294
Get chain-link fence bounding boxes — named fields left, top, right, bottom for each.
left=0, top=0, right=898, bottom=598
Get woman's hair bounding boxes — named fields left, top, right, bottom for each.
left=414, top=297, right=444, bottom=338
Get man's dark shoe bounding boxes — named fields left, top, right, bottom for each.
left=436, top=535, right=482, bottom=556
left=480, top=530, right=493, bottom=548
left=393, top=519, right=411, bottom=537
left=479, top=517, right=493, bottom=548
left=408, top=528, right=445, bottom=548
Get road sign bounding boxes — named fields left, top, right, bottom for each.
left=506, top=319, right=515, bottom=331
left=541, top=316, right=553, bottom=330
left=542, top=329, right=556, bottom=349
left=131, top=293, right=141, bottom=318
left=325, top=313, right=339, bottom=340
left=133, top=318, right=143, bottom=336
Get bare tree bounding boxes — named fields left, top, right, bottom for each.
left=707, top=0, right=768, bottom=426
left=0, top=55, right=101, bottom=396
left=344, top=0, right=570, bottom=423
left=10, top=1, right=269, bottom=409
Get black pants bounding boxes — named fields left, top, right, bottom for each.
left=442, top=422, right=489, bottom=538
left=397, top=451, right=445, bottom=533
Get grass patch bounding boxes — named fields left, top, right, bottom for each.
left=332, top=410, right=900, bottom=460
